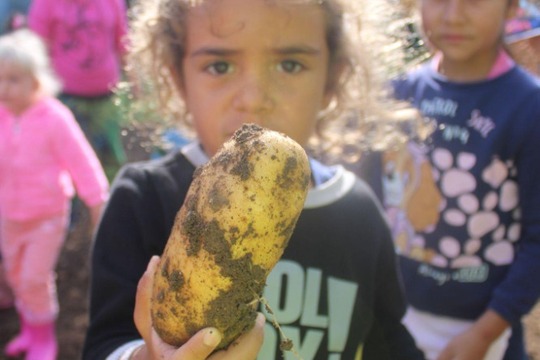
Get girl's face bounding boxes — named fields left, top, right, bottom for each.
left=0, top=61, right=39, bottom=115
left=179, top=0, right=333, bottom=156
left=420, top=0, right=517, bottom=81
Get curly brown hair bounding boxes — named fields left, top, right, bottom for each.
left=124, top=0, right=429, bottom=161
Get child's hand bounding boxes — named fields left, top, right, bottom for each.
left=133, top=256, right=265, bottom=360
left=436, top=310, right=509, bottom=360
left=88, top=203, right=104, bottom=229
left=436, top=328, right=490, bottom=360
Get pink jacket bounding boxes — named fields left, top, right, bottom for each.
left=0, top=97, right=109, bottom=220
left=28, top=0, right=128, bottom=96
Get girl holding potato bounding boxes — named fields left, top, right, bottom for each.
left=82, top=0, right=427, bottom=359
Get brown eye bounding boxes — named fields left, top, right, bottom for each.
left=206, top=61, right=232, bottom=75
left=278, top=60, right=304, bottom=74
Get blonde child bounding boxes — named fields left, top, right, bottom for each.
left=0, top=29, right=109, bottom=360
left=360, top=0, right=540, bottom=359
left=82, top=0, right=426, bottom=359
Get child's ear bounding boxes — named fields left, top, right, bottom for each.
left=32, top=76, right=40, bottom=91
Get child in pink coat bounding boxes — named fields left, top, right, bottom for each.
left=0, top=29, right=109, bottom=360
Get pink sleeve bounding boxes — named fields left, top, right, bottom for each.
left=50, top=103, right=110, bottom=207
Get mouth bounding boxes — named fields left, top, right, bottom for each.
left=440, top=34, right=468, bottom=44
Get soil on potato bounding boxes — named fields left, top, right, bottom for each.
left=1, top=127, right=540, bottom=359
left=153, top=126, right=282, bottom=349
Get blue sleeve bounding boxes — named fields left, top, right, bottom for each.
left=489, top=94, right=540, bottom=325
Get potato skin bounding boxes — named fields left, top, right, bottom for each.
left=151, top=124, right=311, bottom=349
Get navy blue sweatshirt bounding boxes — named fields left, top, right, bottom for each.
left=82, top=143, right=424, bottom=360
left=361, top=62, right=540, bottom=359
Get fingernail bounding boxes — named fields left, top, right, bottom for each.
left=204, top=328, right=222, bottom=347
left=256, top=312, right=266, bottom=326
left=147, top=256, right=159, bottom=271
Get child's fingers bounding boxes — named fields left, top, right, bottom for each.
left=171, top=326, right=223, bottom=359
left=171, top=313, right=264, bottom=360
left=210, top=312, right=265, bottom=360
left=134, top=255, right=160, bottom=341
left=134, top=256, right=263, bottom=360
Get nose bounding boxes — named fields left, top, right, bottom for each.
left=232, top=70, right=274, bottom=115
left=443, top=0, right=466, bottom=23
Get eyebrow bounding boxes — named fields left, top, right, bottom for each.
left=189, top=45, right=322, bottom=58
left=276, top=46, right=321, bottom=56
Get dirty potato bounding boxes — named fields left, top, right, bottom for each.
left=151, top=123, right=311, bottom=349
